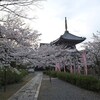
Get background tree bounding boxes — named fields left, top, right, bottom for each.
left=83, top=32, right=100, bottom=77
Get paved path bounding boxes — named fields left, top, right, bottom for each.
left=38, top=75, right=100, bottom=100
left=8, top=72, right=43, bottom=100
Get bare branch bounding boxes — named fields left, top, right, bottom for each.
left=0, top=0, right=42, bottom=6
left=2, top=5, right=36, bottom=20
left=0, top=0, right=44, bottom=20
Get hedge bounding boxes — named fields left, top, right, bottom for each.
left=44, top=71, right=100, bottom=92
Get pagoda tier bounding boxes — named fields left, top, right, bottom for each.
left=51, top=17, right=86, bottom=49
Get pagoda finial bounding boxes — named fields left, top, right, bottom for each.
left=65, top=17, right=67, bottom=31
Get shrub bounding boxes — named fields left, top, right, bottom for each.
left=50, top=71, right=57, bottom=77
left=0, top=68, right=28, bottom=86
left=44, top=71, right=100, bottom=92
left=1, top=69, right=21, bottom=85
left=10, top=61, right=16, bottom=68
left=20, top=69, right=28, bottom=78
left=0, top=79, right=1, bottom=88
left=57, top=72, right=67, bottom=81
left=43, top=70, right=51, bottom=75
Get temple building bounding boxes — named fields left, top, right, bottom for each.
left=50, top=17, right=87, bottom=74
left=40, top=17, right=87, bottom=74
left=51, top=17, right=86, bottom=49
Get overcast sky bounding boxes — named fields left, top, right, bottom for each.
left=29, top=0, right=100, bottom=49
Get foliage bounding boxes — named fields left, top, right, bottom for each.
left=0, top=12, right=41, bottom=67
left=44, top=71, right=100, bottom=92
left=20, top=69, right=28, bottom=78
left=44, top=70, right=57, bottom=78
left=0, top=68, right=28, bottom=86
left=10, top=61, right=16, bottom=68
left=33, top=44, right=82, bottom=68
left=10, top=61, right=27, bottom=69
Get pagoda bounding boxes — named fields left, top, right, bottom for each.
left=51, top=17, right=86, bottom=49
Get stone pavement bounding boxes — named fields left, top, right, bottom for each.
left=8, top=72, right=43, bottom=100
left=38, top=75, right=100, bottom=100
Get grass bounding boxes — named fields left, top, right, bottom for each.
left=0, top=73, right=35, bottom=100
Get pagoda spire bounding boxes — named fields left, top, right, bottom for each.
left=65, top=17, right=67, bottom=31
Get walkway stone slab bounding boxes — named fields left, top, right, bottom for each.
left=8, top=72, right=43, bottom=100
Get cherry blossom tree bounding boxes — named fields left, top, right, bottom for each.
left=83, top=33, right=100, bottom=77
left=27, top=43, right=82, bottom=72
left=0, top=13, right=41, bottom=67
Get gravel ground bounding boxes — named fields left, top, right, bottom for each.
left=38, top=75, right=100, bottom=100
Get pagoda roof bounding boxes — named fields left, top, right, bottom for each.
left=51, top=17, right=86, bottom=45
left=62, top=31, right=86, bottom=41
left=51, top=31, right=86, bottom=45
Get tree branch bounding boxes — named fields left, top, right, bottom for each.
left=0, top=0, right=42, bottom=6
left=2, top=6, right=36, bottom=20
left=0, top=0, right=43, bottom=20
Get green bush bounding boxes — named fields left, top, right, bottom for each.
left=20, top=69, right=28, bottom=78
left=0, top=69, right=21, bottom=85
left=0, top=68, right=28, bottom=86
left=43, top=71, right=57, bottom=78
left=75, top=75, right=100, bottom=91
left=44, top=71, right=100, bottom=92
left=50, top=71, right=57, bottom=77
left=57, top=72, right=67, bottom=81
left=0, top=79, right=1, bottom=88
left=43, top=71, right=51, bottom=75
left=10, top=61, right=16, bottom=68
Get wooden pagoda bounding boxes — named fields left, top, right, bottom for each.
left=51, top=17, right=86, bottom=49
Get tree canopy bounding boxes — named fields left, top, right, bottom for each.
left=0, top=12, right=41, bottom=66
